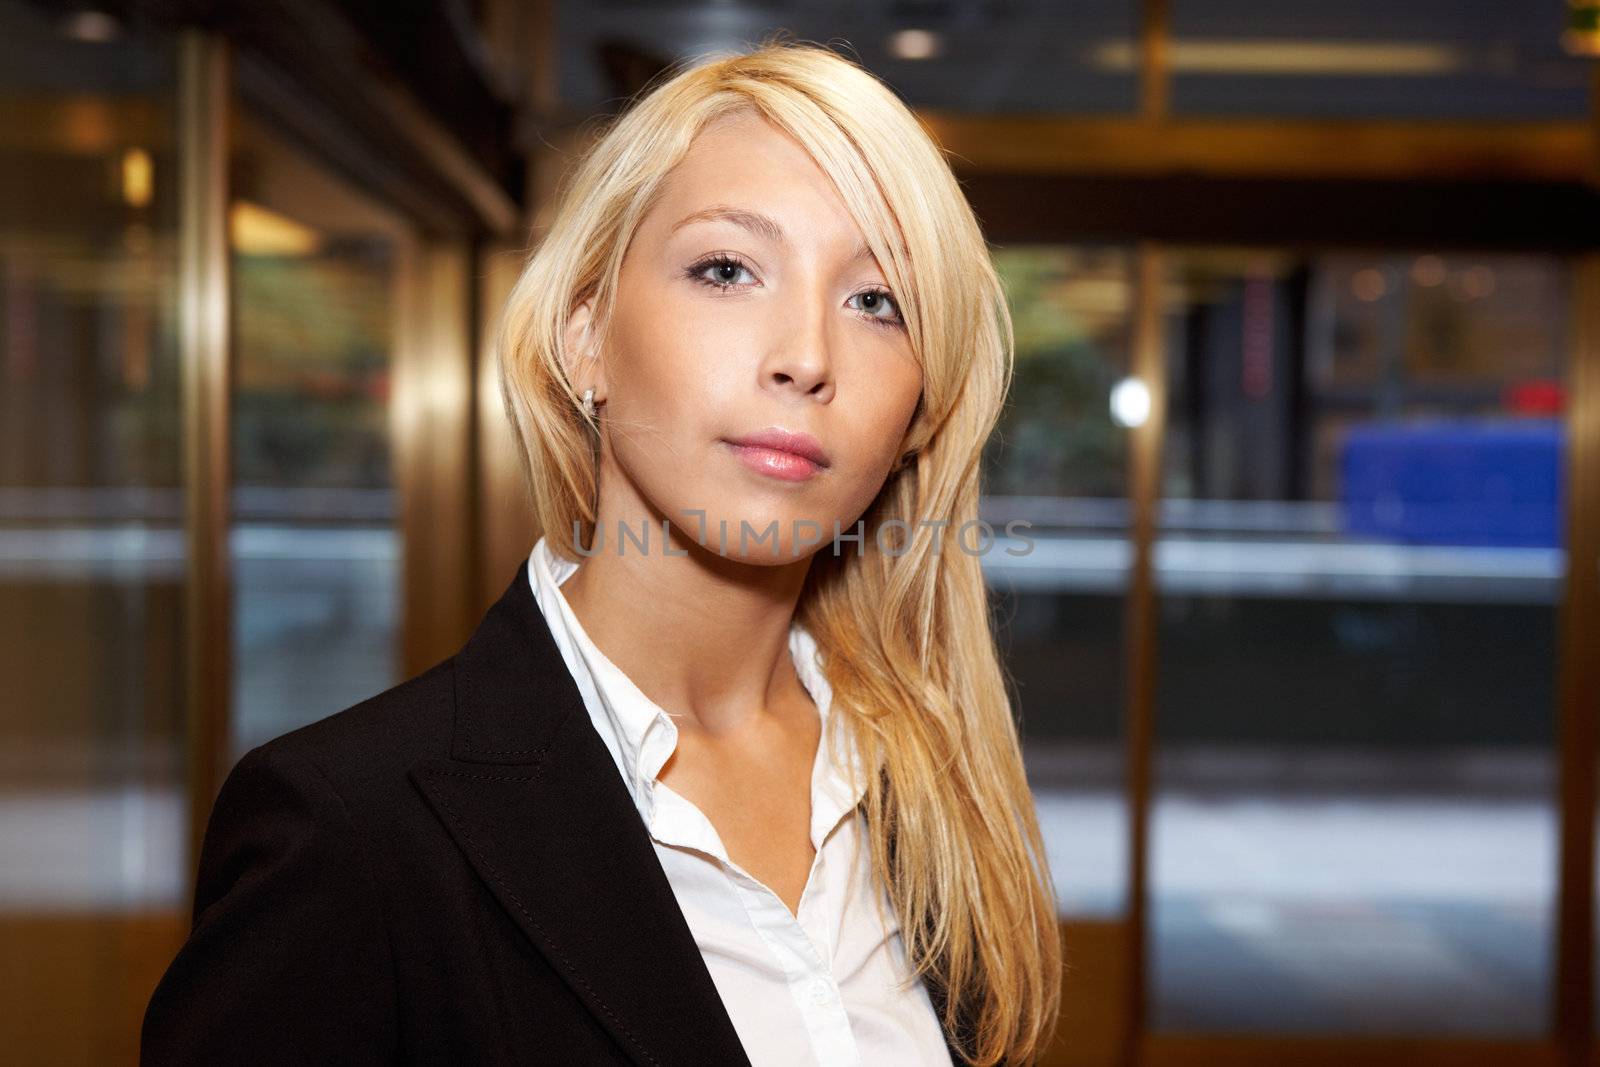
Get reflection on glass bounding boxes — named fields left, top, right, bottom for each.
left=1149, top=248, right=1564, bottom=1035
left=982, top=246, right=1133, bottom=917
left=1168, top=0, right=1592, bottom=119
left=228, top=110, right=408, bottom=759
left=0, top=0, right=183, bottom=1058
left=0, top=0, right=183, bottom=907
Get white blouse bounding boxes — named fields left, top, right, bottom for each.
left=527, top=536, right=952, bottom=1066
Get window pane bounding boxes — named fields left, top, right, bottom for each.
left=228, top=108, right=411, bottom=759
left=0, top=1, right=183, bottom=1059
left=1149, top=248, right=1563, bottom=1035
left=984, top=245, right=1134, bottom=917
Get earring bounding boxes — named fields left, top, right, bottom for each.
left=581, top=388, right=596, bottom=418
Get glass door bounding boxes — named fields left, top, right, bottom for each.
left=1147, top=247, right=1567, bottom=1036
left=0, top=3, right=184, bottom=1061
left=981, top=244, right=1138, bottom=1063
left=226, top=105, right=418, bottom=759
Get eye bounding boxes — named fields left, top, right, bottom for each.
left=849, top=288, right=905, bottom=330
left=687, top=253, right=758, bottom=291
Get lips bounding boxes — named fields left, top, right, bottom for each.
left=722, top=426, right=831, bottom=482
left=724, top=427, right=830, bottom=467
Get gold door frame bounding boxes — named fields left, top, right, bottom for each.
left=176, top=29, right=232, bottom=881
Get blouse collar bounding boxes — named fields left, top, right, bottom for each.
left=526, top=536, right=866, bottom=847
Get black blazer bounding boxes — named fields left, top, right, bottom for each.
left=141, top=560, right=981, bottom=1065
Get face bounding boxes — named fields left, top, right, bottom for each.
left=565, top=110, right=923, bottom=564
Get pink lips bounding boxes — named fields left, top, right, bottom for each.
left=722, top=426, right=831, bottom=482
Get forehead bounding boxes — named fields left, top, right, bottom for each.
left=683, top=110, right=814, bottom=171
left=641, top=111, right=912, bottom=269
left=646, top=112, right=849, bottom=235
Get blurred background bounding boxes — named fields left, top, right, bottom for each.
left=1, top=1, right=1597, bottom=1064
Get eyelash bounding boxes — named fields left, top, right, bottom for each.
left=684, top=253, right=906, bottom=331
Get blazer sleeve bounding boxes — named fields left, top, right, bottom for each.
left=141, top=742, right=399, bottom=1065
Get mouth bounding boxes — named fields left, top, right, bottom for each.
left=721, top=426, right=831, bottom=482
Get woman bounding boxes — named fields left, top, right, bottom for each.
left=142, top=38, right=1062, bottom=1067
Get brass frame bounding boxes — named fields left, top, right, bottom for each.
left=919, top=115, right=1592, bottom=183
left=1563, top=69, right=1600, bottom=1067
left=174, top=19, right=491, bottom=876
left=1121, top=244, right=1167, bottom=1067
left=177, top=29, right=232, bottom=877
left=474, top=239, right=537, bottom=605
left=395, top=240, right=479, bottom=677
left=1558, top=250, right=1600, bottom=1067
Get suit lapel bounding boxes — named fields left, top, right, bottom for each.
left=408, top=561, right=753, bottom=1067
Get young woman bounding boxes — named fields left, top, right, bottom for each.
left=143, top=38, right=1062, bottom=1067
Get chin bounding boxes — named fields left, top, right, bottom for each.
left=660, top=503, right=840, bottom=566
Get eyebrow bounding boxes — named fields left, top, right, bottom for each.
left=668, top=205, right=884, bottom=266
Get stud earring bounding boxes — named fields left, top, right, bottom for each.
left=581, top=388, right=596, bottom=418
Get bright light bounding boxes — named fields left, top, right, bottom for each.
left=1089, top=39, right=1466, bottom=76
left=1110, top=376, right=1151, bottom=429
left=121, top=147, right=152, bottom=209
left=888, top=29, right=941, bottom=61
left=229, top=201, right=323, bottom=256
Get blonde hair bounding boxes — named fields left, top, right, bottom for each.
left=495, top=34, right=1062, bottom=1066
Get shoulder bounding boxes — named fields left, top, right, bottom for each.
left=145, top=678, right=427, bottom=1062
left=237, top=655, right=457, bottom=818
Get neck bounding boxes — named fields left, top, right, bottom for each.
left=557, top=485, right=813, bottom=739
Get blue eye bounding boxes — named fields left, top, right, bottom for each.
left=849, top=288, right=905, bottom=329
left=685, top=254, right=908, bottom=332
left=688, top=254, right=757, bottom=290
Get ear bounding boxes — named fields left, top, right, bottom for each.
left=560, top=296, right=608, bottom=404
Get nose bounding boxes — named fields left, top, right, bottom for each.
left=761, top=294, right=836, bottom=403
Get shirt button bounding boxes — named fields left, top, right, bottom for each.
left=808, top=978, right=832, bottom=1005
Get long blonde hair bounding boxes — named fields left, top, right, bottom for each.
left=495, top=35, right=1062, bottom=1066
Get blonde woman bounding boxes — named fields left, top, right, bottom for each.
left=143, top=37, right=1061, bottom=1067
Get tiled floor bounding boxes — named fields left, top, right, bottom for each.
left=1037, top=787, right=1553, bottom=1035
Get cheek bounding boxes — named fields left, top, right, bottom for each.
left=832, top=360, right=923, bottom=507
left=611, top=291, right=747, bottom=416
left=600, top=324, right=734, bottom=505
left=605, top=315, right=704, bottom=438
left=860, top=360, right=922, bottom=461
